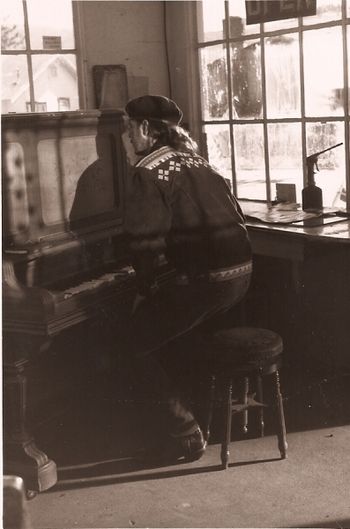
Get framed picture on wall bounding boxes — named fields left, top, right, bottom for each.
left=93, top=65, right=129, bottom=109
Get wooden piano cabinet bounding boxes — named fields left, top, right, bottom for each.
left=1, top=109, right=176, bottom=494
left=3, top=334, right=58, bottom=495
left=1, top=109, right=128, bottom=494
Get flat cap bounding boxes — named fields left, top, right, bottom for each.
left=125, top=95, right=183, bottom=125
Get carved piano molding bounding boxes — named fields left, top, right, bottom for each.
left=3, top=355, right=57, bottom=493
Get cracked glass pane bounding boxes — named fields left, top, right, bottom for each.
left=199, top=45, right=228, bottom=121
left=231, top=38, right=262, bottom=119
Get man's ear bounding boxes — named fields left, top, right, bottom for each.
left=141, top=119, right=150, bottom=136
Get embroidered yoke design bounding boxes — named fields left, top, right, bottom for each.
left=136, top=146, right=210, bottom=181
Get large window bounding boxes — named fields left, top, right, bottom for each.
left=1, top=0, right=80, bottom=113
left=197, top=0, right=350, bottom=209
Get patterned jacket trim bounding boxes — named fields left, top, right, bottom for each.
left=135, top=146, right=176, bottom=169
left=135, top=146, right=210, bottom=174
left=175, top=261, right=253, bottom=285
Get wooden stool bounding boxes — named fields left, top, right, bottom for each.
left=204, top=327, right=288, bottom=469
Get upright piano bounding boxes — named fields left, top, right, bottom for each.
left=2, top=110, right=172, bottom=493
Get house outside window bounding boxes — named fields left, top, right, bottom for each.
left=196, top=0, right=350, bottom=210
left=1, top=0, right=80, bottom=113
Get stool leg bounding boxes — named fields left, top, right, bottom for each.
left=256, top=373, right=265, bottom=437
left=204, top=375, right=216, bottom=443
left=274, top=370, right=288, bottom=459
left=241, top=377, right=249, bottom=434
left=221, top=378, right=232, bottom=469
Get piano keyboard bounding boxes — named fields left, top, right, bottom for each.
left=62, top=266, right=135, bottom=299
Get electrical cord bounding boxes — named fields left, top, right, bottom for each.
left=163, top=0, right=172, bottom=99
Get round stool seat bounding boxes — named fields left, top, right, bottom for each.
left=207, top=327, right=283, bottom=370
left=203, top=326, right=288, bottom=468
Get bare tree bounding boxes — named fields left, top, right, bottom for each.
left=1, top=21, right=25, bottom=50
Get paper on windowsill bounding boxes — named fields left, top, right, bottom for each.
left=241, top=201, right=348, bottom=225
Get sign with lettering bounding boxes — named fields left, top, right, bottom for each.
left=42, top=36, right=62, bottom=50
left=245, top=0, right=317, bottom=24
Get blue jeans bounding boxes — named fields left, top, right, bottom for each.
left=130, top=273, right=251, bottom=357
left=124, top=272, right=252, bottom=437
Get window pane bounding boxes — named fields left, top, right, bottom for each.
left=234, top=124, right=265, bottom=200
left=1, top=55, right=30, bottom=113
left=27, top=0, right=75, bottom=49
left=1, top=0, right=25, bottom=50
left=268, top=123, right=302, bottom=203
left=199, top=45, right=228, bottom=120
left=231, top=38, right=262, bottom=119
left=263, top=17, right=298, bottom=32
left=197, top=0, right=225, bottom=42
left=265, top=34, right=300, bottom=118
left=303, top=0, right=341, bottom=25
left=304, top=27, right=343, bottom=117
left=228, top=0, right=260, bottom=37
left=203, top=124, right=232, bottom=181
left=32, top=54, right=79, bottom=112
left=305, top=122, right=345, bottom=208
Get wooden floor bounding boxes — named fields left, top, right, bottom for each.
left=24, top=356, right=350, bottom=528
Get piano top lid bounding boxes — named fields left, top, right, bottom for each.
left=2, top=108, right=125, bottom=127
left=3, top=108, right=127, bottom=248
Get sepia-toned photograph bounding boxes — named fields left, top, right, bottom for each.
left=2, top=1, right=350, bottom=528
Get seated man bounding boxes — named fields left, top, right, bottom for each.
left=122, top=94, right=252, bottom=462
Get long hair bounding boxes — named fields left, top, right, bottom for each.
left=147, top=120, right=198, bottom=154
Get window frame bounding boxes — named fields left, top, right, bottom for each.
left=195, top=1, right=350, bottom=211
left=1, top=0, right=86, bottom=113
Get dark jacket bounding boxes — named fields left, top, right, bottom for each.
left=124, top=145, right=252, bottom=296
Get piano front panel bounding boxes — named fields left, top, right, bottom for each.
left=3, top=109, right=133, bottom=329
left=2, top=110, right=126, bottom=247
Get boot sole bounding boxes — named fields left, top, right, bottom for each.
left=184, top=442, right=207, bottom=462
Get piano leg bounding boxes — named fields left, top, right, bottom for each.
left=3, top=353, right=57, bottom=494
